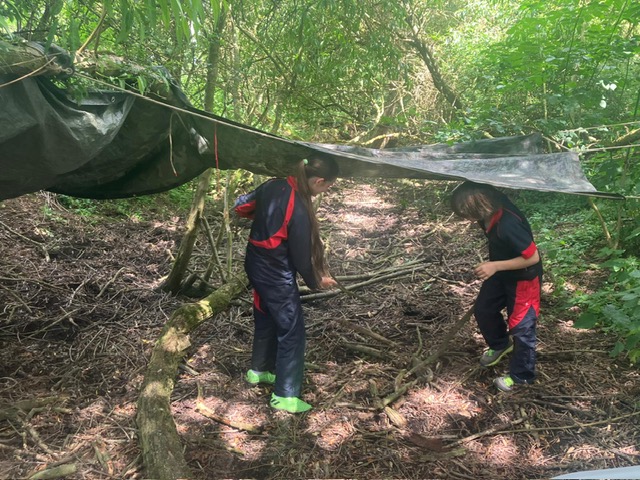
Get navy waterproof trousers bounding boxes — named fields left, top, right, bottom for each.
left=250, top=281, right=306, bottom=398
left=474, top=274, right=540, bottom=383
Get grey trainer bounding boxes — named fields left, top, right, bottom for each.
left=494, top=375, right=515, bottom=392
left=480, top=339, right=514, bottom=367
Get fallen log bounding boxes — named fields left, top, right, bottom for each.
left=136, top=273, right=248, bottom=480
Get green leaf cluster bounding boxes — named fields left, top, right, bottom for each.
left=574, top=253, right=640, bottom=364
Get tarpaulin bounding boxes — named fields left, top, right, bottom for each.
left=0, top=75, right=622, bottom=201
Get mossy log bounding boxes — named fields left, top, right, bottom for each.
left=136, top=273, right=249, bottom=480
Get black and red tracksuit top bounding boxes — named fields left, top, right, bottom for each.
left=478, top=197, right=543, bottom=281
left=234, top=176, right=319, bottom=290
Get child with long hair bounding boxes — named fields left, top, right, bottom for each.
left=450, top=181, right=542, bottom=391
left=234, top=154, right=339, bottom=412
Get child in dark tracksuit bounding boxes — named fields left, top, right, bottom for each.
left=450, top=181, right=542, bottom=392
left=234, top=155, right=339, bottom=413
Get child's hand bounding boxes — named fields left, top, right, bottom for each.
left=474, top=262, right=498, bottom=280
left=319, top=276, right=338, bottom=290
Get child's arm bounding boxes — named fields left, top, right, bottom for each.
left=475, top=250, right=540, bottom=280
left=233, top=190, right=257, bottom=219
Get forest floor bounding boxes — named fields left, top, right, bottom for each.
left=0, top=179, right=638, bottom=480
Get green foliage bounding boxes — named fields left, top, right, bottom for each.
left=54, top=184, right=194, bottom=221
left=523, top=192, right=640, bottom=363
left=449, top=0, right=640, bottom=138
left=56, top=196, right=100, bottom=218
left=574, top=252, right=640, bottom=364
left=525, top=193, right=597, bottom=277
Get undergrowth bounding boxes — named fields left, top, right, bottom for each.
left=50, top=182, right=197, bottom=221
left=523, top=191, right=640, bottom=365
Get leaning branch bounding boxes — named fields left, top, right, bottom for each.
left=136, top=274, right=248, bottom=480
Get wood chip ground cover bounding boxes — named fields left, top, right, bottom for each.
left=0, top=180, right=638, bottom=479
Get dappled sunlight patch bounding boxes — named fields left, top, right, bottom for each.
left=562, top=443, right=607, bottom=461
left=310, top=361, right=386, bottom=403
left=553, top=317, right=596, bottom=336
left=447, top=282, right=479, bottom=297
left=616, top=444, right=640, bottom=456
left=175, top=392, right=270, bottom=459
left=112, top=401, right=136, bottom=419
left=188, top=343, right=236, bottom=374
left=200, top=394, right=269, bottom=426
left=484, top=434, right=519, bottom=465
left=340, top=184, right=394, bottom=210
left=621, top=369, right=640, bottom=388
left=151, top=218, right=181, bottom=232
left=341, top=377, right=370, bottom=396
left=401, top=383, right=481, bottom=432
left=341, top=211, right=375, bottom=228
left=526, top=443, right=553, bottom=467
left=76, top=397, right=112, bottom=422
left=307, top=411, right=357, bottom=451
left=218, top=429, right=267, bottom=460
left=332, top=183, right=398, bottom=240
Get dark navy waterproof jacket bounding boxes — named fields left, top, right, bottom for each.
left=234, top=176, right=319, bottom=290
left=478, top=197, right=542, bottom=281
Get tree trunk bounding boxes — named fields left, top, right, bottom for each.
left=205, top=8, right=228, bottom=106
left=401, top=11, right=463, bottom=114
left=160, top=8, right=227, bottom=294
left=160, top=170, right=213, bottom=294
left=137, top=273, right=249, bottom=480
left=410, top=37, right=463, bottom=112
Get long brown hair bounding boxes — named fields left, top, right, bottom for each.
left=294, top=153, right=339, bottom=285
left=450, top=181, right=506, bottom=220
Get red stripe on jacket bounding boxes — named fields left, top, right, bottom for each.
left=485, top=209, right=503, bottom=233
